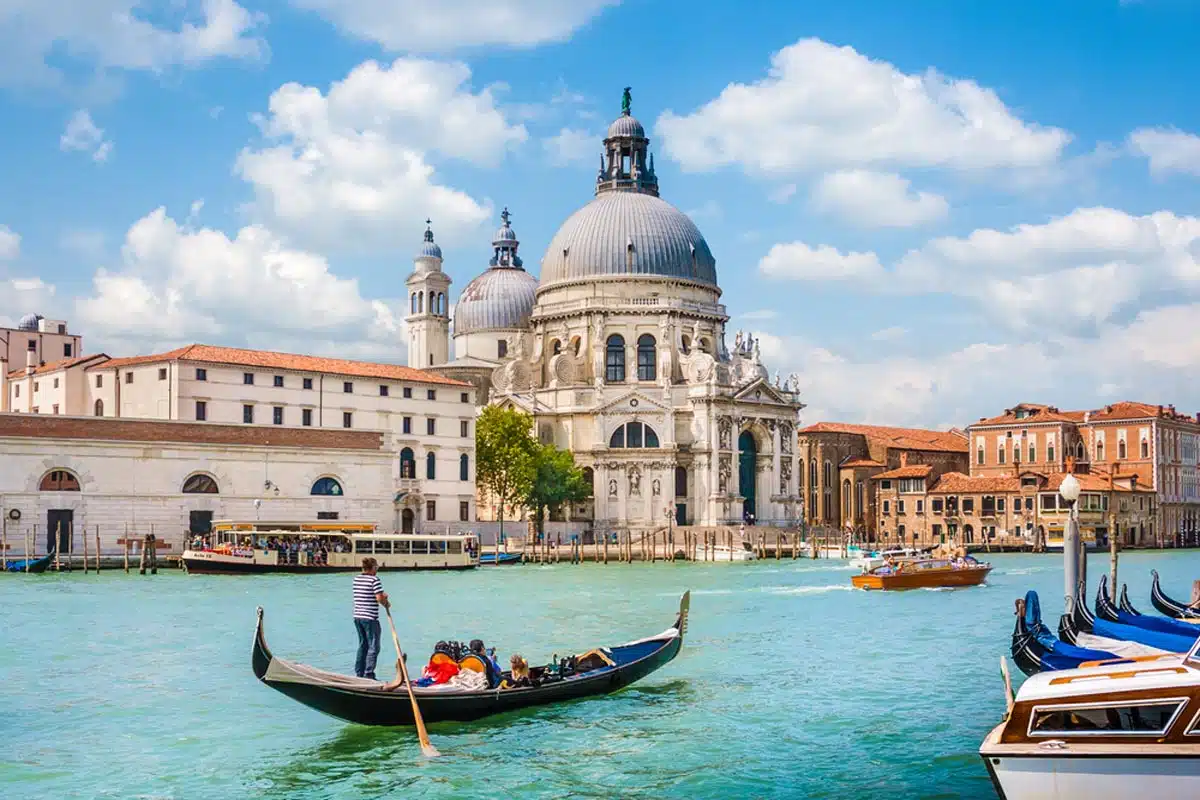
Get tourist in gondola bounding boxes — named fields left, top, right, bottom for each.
left=352, top=557, right=390, bottom=680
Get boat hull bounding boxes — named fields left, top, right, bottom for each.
left=851, top=566, right=991, bottom=590
left=982, top=751, right=1200, bottom=800
left=478, top=552, right=524, bottom=565
left=183, top=550, right=477, bottom=574
left=4, top=551, right=54, bottom=573
left=691, top=545, right=756, bottom=562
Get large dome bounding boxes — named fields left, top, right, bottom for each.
left=454, top=268, right=538, bottom=336
left=539, top=192, right=717, bottom=288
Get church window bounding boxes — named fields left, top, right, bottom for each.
left=498, top=339, right=508, bottom=358
left=426, top=451, right=437, bottom=480
left=606, top=335, right=626, bottom=382
left=311, top=477, right=343, bottom=496
left=609, top=421, right=660, bottom=449
left=400, top=448, right=416, bottom=478
left=637, top=334, right=656, bottom=381
left=551, top=339, right=562, bottom=355
left=438, top=293, right=445, bottom=314
left=411, top=293, right=418, bottom=313
left=675, top=466, right=688, bottom=497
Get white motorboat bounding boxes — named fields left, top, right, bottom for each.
left=980, top=636, right=1200, bottom=799
left=849, top=547, right=920, bottom=571
left=693, top=538, right=757, bottom=562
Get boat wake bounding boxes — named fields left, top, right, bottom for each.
left=762, top=584, right=852, bottom=596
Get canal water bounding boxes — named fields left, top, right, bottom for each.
left=3, top=551, right=1200, bottom=799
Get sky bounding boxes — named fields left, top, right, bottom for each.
left=2, top=0, right=1200, bottom=430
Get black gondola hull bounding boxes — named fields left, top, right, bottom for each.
left=1151, top=569, right=1200, bottom=619
left=251, top=595, right=688, bottom=726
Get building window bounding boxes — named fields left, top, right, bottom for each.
left=1048, top=443, right=1055, bottom=463
left=932, top=498, right=944, bottom=513
left=498, top=339, right=508, bottom=358
left=196, top=401, right=207, bottom=421
left=195, top=368, right=207, bottom=381
left=400, top=448, right=415, bottom=478
left=1141, top=439, right=1149, bottom=459
left=460, top=501, right=470, bottom=522
left=182, top=474, right=219, bottom=494
left=427, top=418, right=436, bottom=435
left=461, top=392, right=469, bottom=403
left=157, top=368, right=167, bottom=381
left=343, top=381, right=353, bottom=394
left=343, top=412, right=353, bottom=428
left=63, top=343, right=73, bottom=357
left=883, top=500, right=890, bottom=514
left=426, top=451, right=437, bottom=479
left=460, top=453, right=469, bottom=481
left=317, top=511, right=340, bottom=520
left=997, top=497, right=1006, bottom=512
left=1097, top=440, right=1105, bottom=460
left=303, top=377, right=313, bottom=390
left=403, top=387, right=412, bottom=399
left=274, top=407, right=284, bottom=425
left=379, top=385, right=389, bottom=397
left=93, top=399, right=103, bottom=416
left=898, top=524, right=905, bottom=539
left=676, top=466, right=688, bottom=498
left=243, top=373, right=254, bottom=385
left=1029, top=444, right=1036, bottom=462
left=881, top=480, right=891, bottom=490
left=897, top=499, right=906, bottom=514
left=1119, top=440, right=1127, bottom=460
left=609, top=421, right=660, bottom=448
left=274, top=375, right=284, bottom=388
left=51, top=404, right=59, bottom=414
left=403, top=416, right=412, bottom=434
left=426, top=500, right=436, bottom=521
left=977, top=447, right=984, bottom=466
left=125, top=372, right=133, bottom=384
left=998, top=446, right=1006, bottom=465
left=302, top=408, right=313, bottom=427
left=39, top=469, right=81, bottom=491
left=33, top=381, right=38, bottom=391
left=606, top=334, right=626, bottom=382
left=963, top=498, right=975, bottom=514
left=95, top=374, right=103, bottom=388
left=311, top=477, right=343, bottom=496
left=243, top=404, right=254, bottom=423
left=916, top=499, right=924, bottom=513
left=460, top=420, right=469, bottom=437
left=637, top=334, right=656, bottom=381
left=427, top=389, right=436, bottom=400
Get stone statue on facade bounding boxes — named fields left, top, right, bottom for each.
left=651, top=478, right=661, bottom=496
left=622, top=86, right=632, bottom=115
left=781, top=459, right=792, bottom=494
left=788, top=372, right=800, bottom=393
left=773, top=370, right=781, bottom=388
left=718, top=456, right=731, bottom=494
left=734, top=330, right=744, bottom=351
left=718, top=417, right=732, bottom=450
left=781, top=421, right=793, bottom=454
left=629, top=466, right=642, bottom=496
left=608, top=478, right=618, bottom=498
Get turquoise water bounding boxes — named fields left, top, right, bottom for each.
left=3, top=551, right=1200, bottom=799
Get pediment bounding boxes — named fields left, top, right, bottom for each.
left=596, top=389, right=670, bottom=415
left=733, top=378, right=793, bottom=406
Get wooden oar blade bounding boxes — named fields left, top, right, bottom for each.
left=420, top=742, right=440, bottom=758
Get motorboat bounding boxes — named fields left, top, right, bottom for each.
left=849, top=547, right=920, bottom=571
left=693, top=537, right=757, bottom=562
left=981, top=635, right=1200, bottom=799
left=850, top=556, right=991, bottom=591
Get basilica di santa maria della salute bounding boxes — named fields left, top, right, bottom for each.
left=405, top=92, right=806, bottom=531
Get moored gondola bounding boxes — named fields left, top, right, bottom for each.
left=1075, top=579, right=1198, bottom=652
left=1095, top=574, right=1123, bottom=623
left=1118, top=582, right=1142, bottom=616
left=1011, top=591, right=1116, bottom=677
left=252, top=592, right=690, bottom=726
left=1151, top=569, right=1200, bottom=619
left=1097, top=576, right=1200, bottom=639
left=3, top=550, right=54, bottom=573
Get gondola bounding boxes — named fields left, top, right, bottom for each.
left=1011, top=591, right=1116, bottom=676
left=1066, top=581, right=1198, bottom=652
left=1118, top=582, right=1142, bottom=616
left=1096, top=575, right=1200, bottom=638
left=251, top=591, right=690, bottom=726
left=478, top=552, right=523, bottom=565
left=1151, top=569, right=1200, bottom=620
left=3, top=550, right=54, bottom=573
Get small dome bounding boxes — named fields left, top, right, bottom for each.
left=416, top=220, right=442, bottom=260
left=494, top=224, right=517, bottom=243
left=18, top=313, right=42, bottom=331
left=607, top=113, right=645, bottom=139
left=454, top=268, right=538, bottom=337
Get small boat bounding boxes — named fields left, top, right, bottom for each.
left=1057, top=596, right=1170, bottom=660
left=693, top=538, right=757, bottom=562
left=1061, top=585, right=1197, bottom=653
left=850, top=556, right=991, bottom=591
left=1010, top=591, right=1118, bottom=676
left=252, top=592, right=690, bottom=726
left=1096, top=576, right=1200, bottom=638
left=479, top=551, right=523, bottom=565
left=1151, top=569, right=1200, bottom=620
left=3, top=550, right=54, bottom=574
left=849, top=547, right=921, bottom=571
left=981, top=635, right=1200, bottom=799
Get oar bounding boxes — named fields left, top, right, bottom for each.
left=383, top=606, right=439, bottom=758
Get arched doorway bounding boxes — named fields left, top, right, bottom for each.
left=739, top=430, right=757, bottom=522
left=401, top=508, right=415, bottom=533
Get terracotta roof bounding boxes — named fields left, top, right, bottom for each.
left=6, top=353, right=109, bottom=379
left=873, top=464, right=933, bottom=480
left=1044, top=471, right=1136, bottom=492
left=89, top=344, right=469, bottom=387
left=929, top=472, right=1022, bottom=493
left=972, top=404, right=1083, bottom=427
left=1088, top=401, right=1200, bottom=425
left=797, top=422, right=968, bottom=453
left=841, top=458, right=885, bottom=468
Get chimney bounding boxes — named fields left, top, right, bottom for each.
left=1158, top=405, right=1164, bottom=417
left=25, top=348, right=36, bottom=375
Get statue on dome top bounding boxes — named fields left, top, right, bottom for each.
left=621, top=86, right=632, bottom=115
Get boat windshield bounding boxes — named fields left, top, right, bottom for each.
left=1186, top=634, right=1200, bottom=670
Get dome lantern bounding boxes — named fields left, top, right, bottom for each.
left=596, top=87, right=658, bottom=198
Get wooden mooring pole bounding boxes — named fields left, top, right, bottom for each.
left=123, top=524, right=130, bottom=573
left=81, top=520, right=89, bottom=573
left=54, top=523, right=62, bottom=571
left=95, top=526, right=101, bottom=572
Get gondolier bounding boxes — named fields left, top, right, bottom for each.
left=353, top=558, right=390, bottom=680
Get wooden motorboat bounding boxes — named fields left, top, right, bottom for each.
left=981, top=636, right=1200, bottom=799
left=251, top=592, right=689, bottom=726
left=850, top=556, right=991, bottom=591
left=1151, top=569, right=1200, bottom=620
left=3, top=550, right=54, bottom=573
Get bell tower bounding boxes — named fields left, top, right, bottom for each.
left=405, top=220, right=451, bottom=369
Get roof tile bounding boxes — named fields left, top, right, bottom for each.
left=796, top=422, right=968, bottom=453
left=6, top=353, right=109, bottom=379
left=873, top=464, right=933, bottom=480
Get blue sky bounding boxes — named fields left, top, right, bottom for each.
left=2, top=0, right=1199, bottom=428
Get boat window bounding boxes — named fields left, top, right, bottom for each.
left=411, top=540, right=429, bottom=555
left=447, top=541, right=462, bottom=554
left=430, top=540, right=447, bottom=554
left=393, top=540, right=411, bottom=554
left=1030, top=700, right=1184, bottom=736
left=354, top=540, right=372, bottom=553
left=373, top=541, right=393, bottom=554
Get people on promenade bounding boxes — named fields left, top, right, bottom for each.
left=352, top=557, right=389, bottom=680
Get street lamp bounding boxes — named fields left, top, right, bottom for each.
left=1060, top=473, right=1082, bottom=608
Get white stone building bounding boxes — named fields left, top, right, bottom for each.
left=0, top=314, right=85, bottom=412
left=409, top=93, right=807, bottom=532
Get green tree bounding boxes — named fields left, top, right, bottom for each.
left=525, top=444, right=592, bottom=538
left=474, top=405, right=537, bottom=543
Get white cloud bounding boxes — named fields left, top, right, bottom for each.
left=289, top=0, right=617, bottom=51
left=1129, top=127, right=1200, bottom=177
left=59, top=229, right=106, bottom=260
left=236, top=57, right=527, bottom=251
left=870, top=326, right=906, bottom=341
left=543, top=127, right=595, bottom=167
left=60, top=110, right=113, bottom=162
left=811, top=169, right=948, bottom=227
left=0, top=0, right=266, bottom=90
left=0, top=277, right=57, bottom=330
left=0, top=225, right=20, bottom=260
left=758, top=241, right=884, bottom=281
left=768, top=183, right=797, bottom=204
left=657, top=38, right=1070, bottom=177
left=75, top=207, right=402, bottom=357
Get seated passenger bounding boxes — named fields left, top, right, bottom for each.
left=501, top=655, right=533, bottom=689
left=412, top=642, right=460, bottom=687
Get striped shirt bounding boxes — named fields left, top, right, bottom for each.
left=352, top=573, right=384, bottom=620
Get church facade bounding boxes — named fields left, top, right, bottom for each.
left=406, top=93, right=806, bottom=532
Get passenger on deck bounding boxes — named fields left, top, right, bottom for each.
left=501, top=655, right=533, bottom=689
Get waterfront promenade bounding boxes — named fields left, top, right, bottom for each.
left=4, top=550, right=1200, bottom=798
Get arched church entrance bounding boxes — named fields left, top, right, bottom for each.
left=739, top=430, right=757, bottom=523
left=401, top=508, right=415, bottom=534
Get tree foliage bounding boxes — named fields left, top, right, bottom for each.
left=525, top=443, right=591, bottom=535
left=474, top=405, right=537, bottom=539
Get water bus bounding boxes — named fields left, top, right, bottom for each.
left=182, top=521, right=479, bottom=574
